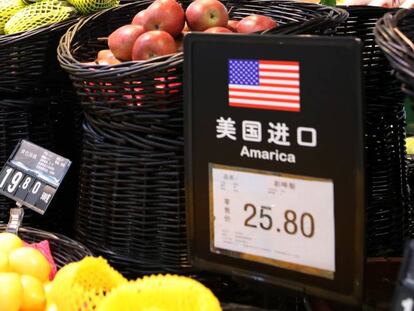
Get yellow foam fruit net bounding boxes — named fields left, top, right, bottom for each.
left=67, top=0, right=119, bottom=15
left=48, top=257, right=127, bottom=311
left=5, top=0, right=76, bottom=35
left=97, top=274, right=222, bottom=311
left=0, top=0, right=26, bottom=34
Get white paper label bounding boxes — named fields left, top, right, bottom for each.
left=210, top=164, right=335, bottom=279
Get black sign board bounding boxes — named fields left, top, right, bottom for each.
left=0, top=140, right=71, bottom=214
left=185, top=35, right=364, bottom=305
left=392, top=241, right=414, bottom=311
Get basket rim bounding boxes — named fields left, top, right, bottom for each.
left=57, top=0, right=347, bottom=79
left=374, top=9, right=414, bottom=81
left=0, top=224, right=93, bottom=254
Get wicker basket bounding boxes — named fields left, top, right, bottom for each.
left=335, top=6, right=410, bottom=257
left=0, top=17, right=80, bottom=94
left=0, top=225, right=93, bottom=267
left=337, top=6, right=403, bottom=102
left=58, top=0, right=348, bottom=277
left=375, top=9, right=414, bottom=103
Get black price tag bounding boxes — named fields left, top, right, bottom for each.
left=185, top=35, right=364, bottom=305
left=0, top=140, right=71, bottom=214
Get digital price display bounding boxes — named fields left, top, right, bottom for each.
left=0, top=140, right=71, bottom=214
left=185, top=35, right=365, bottom=305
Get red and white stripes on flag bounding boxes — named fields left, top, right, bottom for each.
left=228, top=59, right=301, bottom=112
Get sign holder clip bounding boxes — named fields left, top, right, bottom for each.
left=6, top=203, right=24, bottom=234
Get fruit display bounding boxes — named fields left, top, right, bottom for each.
left=67, top=0, right=119, bottom=15
left=47, top=258, right=221, bottom=311
left=0, top=230, right=221, bottom=311
left=0, top=0, right=26, bottom=34
left=0, top=232, right=56, bottom=311
left=92, top=0, right=278, bottom=64
left=4, top=0, right=76, bottom=34
left=0, top=0, right=119, bottom=35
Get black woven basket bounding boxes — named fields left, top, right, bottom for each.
left=77, top=120, right=188, bottom=276
left=57, top=0, right=347, bottom=277
left=0, top=16, right=79, bottom=94
left=375, top=9, right=414, bottom=103
left=337, top=6, right=403, bottom=102
left=336, top=6, right=410, bottom=257
left=0, top=225, right=93, bottom=267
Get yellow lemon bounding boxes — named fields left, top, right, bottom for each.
left=9, top=247, right=51, bottom=283
left=0, top=232, right=24, bottom=254
left=0, top=250, right=9, bottom=272
left=20, top=275, right=46, bottom=311
left=0, top=272, right=23, bottom=311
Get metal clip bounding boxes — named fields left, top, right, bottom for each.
left=6, top=203, right=24, bottom=235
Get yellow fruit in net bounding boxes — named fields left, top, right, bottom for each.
left=0, top=250, right=9, bottom=272
left=67, top=0, right=119, bottom=15
left=9, top=247, right=51, bottom=283
left=49, top=257, right=127, bottom=311
left=0, top=0, right=26, bottom=34
left=0, top=272, right=23, bottom=311
left=0, top=232, right=24, bottom=254
left=406, top=137, right=414, bottom=155
left=97, top=275, right=222, bottom=311
left=4, top=0, right=76, bottom=35
left=20, top=275, right=46, bottom=311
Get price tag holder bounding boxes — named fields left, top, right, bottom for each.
left=185, top=35, right=364, bottom=305
left=392, top=241, right=414, bottom=311
left=0, top=140, right=71, bottom=215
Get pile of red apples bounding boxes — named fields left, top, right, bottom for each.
left=94, top=0, right=278, bottom=65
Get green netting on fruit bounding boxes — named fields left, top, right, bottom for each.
left=67, top=0, right=119, bottom=15
left=5, top=0, right=76, bottom=34
left=0, top=0, right=26, bottom=34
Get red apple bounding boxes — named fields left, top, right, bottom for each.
left=108, top=24, right=145, bottom=61
left=132, top=10, right=147, bottom=25
left=236, top=15, right=277, bottom=33
left=97, top=49, right=116, bottom=60
left=185, top=0, right=228, bottom=31
left=204, top=26, right=233, bottom=33
left=143, top=0, right=185, bottom=37
left=227, top=19, right=239, bottom=32
left=132, top=30, right=177, bottom=61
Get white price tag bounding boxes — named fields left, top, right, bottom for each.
left=210, top=164, right=335, bottom=279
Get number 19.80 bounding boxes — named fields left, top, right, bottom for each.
left=243, top=204, right=315, bottom=238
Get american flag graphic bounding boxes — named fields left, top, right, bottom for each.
left=228, top=59, right=301, bottom=112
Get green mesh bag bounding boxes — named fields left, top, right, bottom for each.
left=5, top=0, right=76, bottom=34
left=67, top=0, right=119, bottom=15
left=0, top=0, right=26, bottom=34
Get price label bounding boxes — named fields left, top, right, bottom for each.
left=0, top=140, right=70, bottom=214
left=210, top=164, right=335, bottom=279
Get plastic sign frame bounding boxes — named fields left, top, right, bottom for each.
left=0, top=140, right=71, bottom=214
left=184, top=34, right=365, bottom=305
